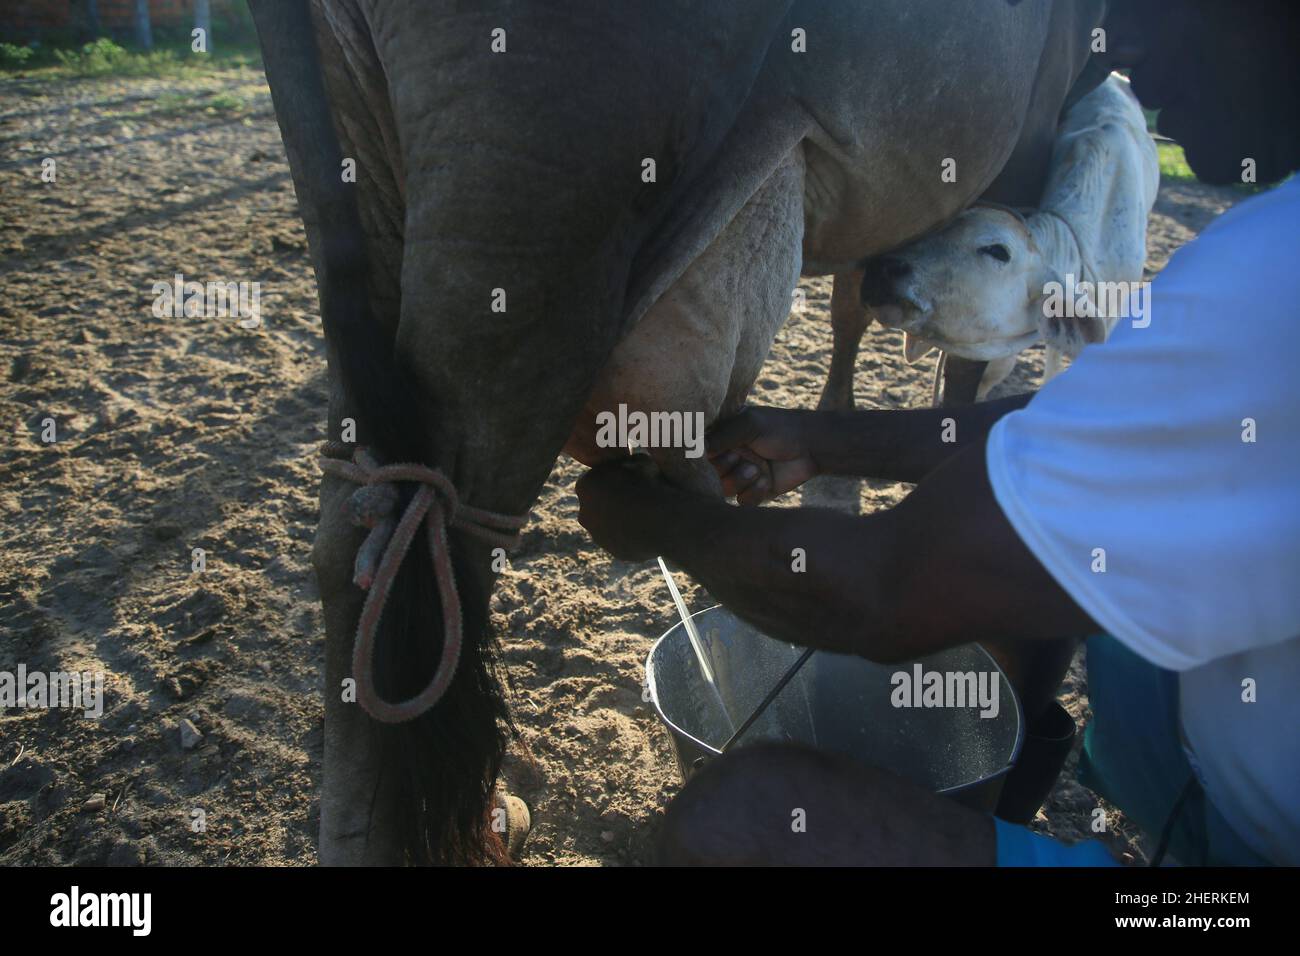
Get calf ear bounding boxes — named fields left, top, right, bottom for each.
left=1029, top=266, right=1108, bottom=360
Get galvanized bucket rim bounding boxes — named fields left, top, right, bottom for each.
left=645, top=604, right=1026, bottom=795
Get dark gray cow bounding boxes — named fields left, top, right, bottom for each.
left=250, top=0, right=1104, bottom=864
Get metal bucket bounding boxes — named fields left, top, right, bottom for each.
left=645, top=606, right=1023, bottom=811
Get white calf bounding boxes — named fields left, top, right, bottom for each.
left=857, top=73, right=1159, bottom=403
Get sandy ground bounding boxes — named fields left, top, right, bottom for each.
left=0, top=68, right=1243, bottom=866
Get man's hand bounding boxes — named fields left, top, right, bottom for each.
left=707, top=407, right=821, bottom=505
left=576, top=455, right=682, bottom=562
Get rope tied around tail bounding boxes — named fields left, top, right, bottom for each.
left=319, top=440, right=527, bottom=723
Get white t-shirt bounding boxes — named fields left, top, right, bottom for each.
left=986, top=177, right=1300, bottom=865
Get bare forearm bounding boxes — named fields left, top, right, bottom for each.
left=881, top=440, right=1098, bottom=648
left=644, top=434, right=1093, bottom=663
left=811, top=393, right=1032, bottom=484
left=651, top=495, right=905, bottom=660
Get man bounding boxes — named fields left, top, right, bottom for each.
left=575, top=0, right=1299, bottom=865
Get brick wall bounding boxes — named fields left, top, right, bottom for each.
left=3, top=0, right=235, bottom=37
left=2, top=1, right=72, bottom=32
left=99, top=0, right=191, bottom=29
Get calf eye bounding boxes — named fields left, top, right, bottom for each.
left=979, top=244, right=1011, bottom=263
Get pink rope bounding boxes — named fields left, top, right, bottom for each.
left=319, top=442, right=527, bottom=723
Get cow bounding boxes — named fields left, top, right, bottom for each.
left=249, top=0, right=1106, bottom=864
left=824, top=73, right=1160, bottom=408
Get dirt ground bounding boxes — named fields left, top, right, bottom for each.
left=0, top=68, right=1244, bottom=866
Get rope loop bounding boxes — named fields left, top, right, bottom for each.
left=319, top=442, right=526, bottom=723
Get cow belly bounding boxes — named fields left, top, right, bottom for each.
left=565, top=150, right=805, bottom=494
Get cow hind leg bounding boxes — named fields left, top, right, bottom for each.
left=290, top=1, right=810, bottom=865
left=314, top=468, right=405, bottom=865
left=247, top=0, right=463, bottom=865
left=817, top=269, right=870, bottom=411
left=312, top=394, right=516, bottom=867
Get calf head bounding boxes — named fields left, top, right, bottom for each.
left=860, top=208, right=1057, bottom=364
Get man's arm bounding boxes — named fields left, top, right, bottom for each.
left=709, top=393, right=1032, bottom=502
left=813, top=393, right=1034, bottom=482
left=577, top=436, right=1096, bottom=663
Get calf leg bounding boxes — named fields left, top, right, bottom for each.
left=939, top=355, right=991, bottom=407
left=976, top=354, right=1018, bottom=401
left=817, top=269, right=870, bottom=410
left=1043, top=345, right=1065, bottom=382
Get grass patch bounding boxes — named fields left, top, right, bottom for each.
left=1158, top=141, right=1196, bottom=182
left=1157, top=140, right=1274, bottom=194
left=1150, top=110, right=1273, bottom=193
left=54, top=38, right=183, bottom=77
left=1, top=38, right=261, bottom=79
left=108, top=88, right=251, bottom=121
left=1, top=42, right=37, bottom=68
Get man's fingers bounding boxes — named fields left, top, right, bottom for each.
left=706, top=408, right=763, bottom=457
left=714, top=448, right=769, bottom=499
left=715, top=456, right=757, bottom=485
left=720, top=470, right=759, bottom=500
left=622, top=452, right=663, bottom=480
left=728, top=456, right=775, bottom=505
left=710, top=449, right=741, bottom=473
left=736, top=473, right=771, bottom=506
left=724, top=474, right=764, bottom=503
left=578, top=456, right=638, bottom=503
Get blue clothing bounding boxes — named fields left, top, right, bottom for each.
left=1077, top=635, right=1271, bottom=866
left=995, top=635, right=1271, bottom=866
left=994, top=816, right=1119, bottom=866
